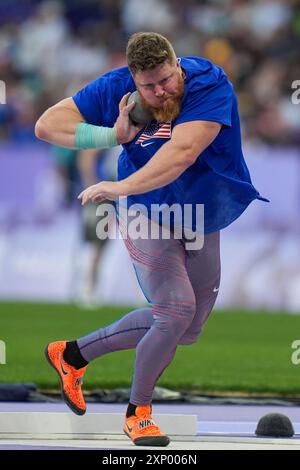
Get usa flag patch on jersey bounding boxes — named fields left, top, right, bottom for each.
left=136, top=121, right=172, bottom=144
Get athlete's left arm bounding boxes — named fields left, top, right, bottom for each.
left=120, top=120, right=221, bottom=195
left=78, top=120, right=221, bottom=204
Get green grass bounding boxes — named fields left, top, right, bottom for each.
left=1, top=302, right=300, bottom=395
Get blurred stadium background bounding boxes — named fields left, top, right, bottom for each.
left=0, top=0, right=300, bottom=396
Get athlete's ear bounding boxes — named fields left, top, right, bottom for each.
left=176, top=60, right=182, bottom=72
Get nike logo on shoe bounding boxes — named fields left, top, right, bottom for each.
left=59, top=356, right=69, bottom=376
left=213, top=287, right=219, bottom=292
left=75, top=377, right=83, bottom=387
left=126, top=424, right=133, bottom=433
left=139, top=419, right=155, bottom=429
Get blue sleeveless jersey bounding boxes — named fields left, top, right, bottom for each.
left=73, top=57, right=268, bottom=233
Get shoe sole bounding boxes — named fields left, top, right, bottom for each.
left=44, top=344, right=86, bottom=416
left=124, top=429, right=170, bottom=447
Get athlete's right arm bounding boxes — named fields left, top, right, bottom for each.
left=35, top=97, right=84, bottom=148
left=35, top=94, right=142, bottom=149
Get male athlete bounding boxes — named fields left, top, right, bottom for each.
left=35, top=32, right=267, bottom=447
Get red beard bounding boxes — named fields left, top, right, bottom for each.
left=140, top=74, right=184, bottom=123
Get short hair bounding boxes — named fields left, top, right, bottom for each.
left=126, top=32, right=177, bottom=75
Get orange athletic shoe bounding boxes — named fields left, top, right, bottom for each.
left=44, top=341, right=87, bottom=416
left=124, top=405, right=170, bottom=447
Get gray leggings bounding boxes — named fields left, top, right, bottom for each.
left=77, top=230, right=220, bottom=405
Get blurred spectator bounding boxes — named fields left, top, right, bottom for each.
left=51, top=145, right=80, bottom=207
left=49, top=142, right=119, bottom=306
left=0, top=0, right=299, bottom=146
left=77, top=147, right=118, bottom=307
left=17, top=1, right=70, bottom=82
left=121, top=0, right=176, bottom=35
